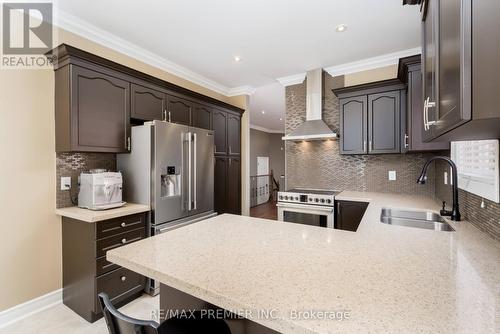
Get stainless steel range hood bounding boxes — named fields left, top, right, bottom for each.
left=282, top=69, right=338, bottom=141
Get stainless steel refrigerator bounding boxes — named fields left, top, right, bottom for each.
left=117, top=121, right=215, bottom=294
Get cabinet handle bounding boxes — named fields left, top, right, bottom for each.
left=120, top=276, right=126, bottom=282
left=363, top=140, right=366, bottom=152
left=423, top=98, right=428, bottom=131
left=369, top=140, right=372, bottom=152
left=163, top=109, right=167, bottom=122
left=229, top=146, right=232, bottom=154
left=214, top=145, right=217, bottom=153
left=127, top=137, right=131, bottom=151
left=121, top=222, right=126, bottom=228
left=168, top=111, right=172, bottom=123
left=424, top=97, right=436, bottom=131
left=337, top=202, right=341, bottom=214
left=121, top=238, right=127, bottom=244
left=404, top=134, right=409, bottom=148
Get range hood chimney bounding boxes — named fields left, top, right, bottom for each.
left=282, top=69, right=338, bottom=141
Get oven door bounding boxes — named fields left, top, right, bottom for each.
left=277, top=202, right=334, bottom=228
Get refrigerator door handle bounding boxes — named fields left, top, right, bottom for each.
left=187, top=132, right=192, bottom=211
left=193, top=133, right=197, bottom=210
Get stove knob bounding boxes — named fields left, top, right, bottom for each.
left=295, top=197, right=299, bottom=201
left=326, top=199, right=332, bottom=204
left=309, top=198, right=313, bottom=202
left=314, top=198, right=319, bottom=203
left=284, top=196, right=289, bottom=200
left=320, top=199, right=325, bottom=203
left=279, top=196, right=283, bottom=200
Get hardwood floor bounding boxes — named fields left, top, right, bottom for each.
left=250, top=201, right=278, bottom=220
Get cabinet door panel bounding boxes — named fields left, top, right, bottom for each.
left=192, top=104, right=212, bottom=130
left=71, top=65, right=130, bottom=152
left=227, top=114, right=241, bottom=155
left=167, top=95, right=192, bottom=125
left=131, top=84, right=165, bottom=121
left=213, top=110, right=227, bottom=154
left=339, top=96, right=367, bottom=154
left=368, top=91, right=400, bottom=154
left=214, top=157, right=228, bottom=214
left=227, top=157, right=241, bottom=214
left=422, top=0, right=438, bottom=142
left=336, top=201, right=368, bottom=232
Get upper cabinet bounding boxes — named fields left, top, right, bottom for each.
left=131, top=83, right=166, bottom=121
left=166, top=94, right=192, bottom=125
left=212, top=109, right=228, bottom=155
left=51, top=44, right=244, bottom=153
left=420, top=0, right=500, bottom=141
left=334, top=79, right=405, bottom=155
left=55, top=64, right=131, bottom=153
left=398, top=55, right=449, bottom=152
left=192, top=104, right=212, bottom=130
left=227, top=114, right=241, bottom=155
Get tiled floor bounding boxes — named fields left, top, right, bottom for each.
left=0, top=294, right=159, bottom=334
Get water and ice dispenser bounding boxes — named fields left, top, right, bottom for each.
left=161, top=166, right=181, bottom=198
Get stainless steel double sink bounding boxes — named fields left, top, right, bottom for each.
left=380, top=208, right=455, bottom=232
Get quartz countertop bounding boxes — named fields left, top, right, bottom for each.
left=55, top=203, right=149, bottom=222
left=107, top=192, right=499, bottom=334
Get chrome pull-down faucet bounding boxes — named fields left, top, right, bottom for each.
left=417, top=156, right=461, bottom=221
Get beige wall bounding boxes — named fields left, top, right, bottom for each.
left=343, top=64, right=397, bottom=86
left=0, top=27, right=247, bottom=311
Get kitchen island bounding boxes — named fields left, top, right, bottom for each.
left=107, top=192, right=500, bottom=334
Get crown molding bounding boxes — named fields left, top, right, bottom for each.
left=227, top=85, right=256, bottom=96
left=53, top=8, right=254, bottom=97
left=276, top=72, right=306, bottom=87
left=250, top=124, right=285, bottom=134
left=324, top=47, right=421, bottom=77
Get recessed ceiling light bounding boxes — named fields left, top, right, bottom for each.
left=234, top=56, right=242, bottom=62
left=335, top=24, right=347, bottom=33
left=279, top=118, right=283, bottom=121
left=261, top=110, right=266, bottom=114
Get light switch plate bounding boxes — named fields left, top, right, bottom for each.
left=61, top=177, right=71, bottom=190
left=388, top=171, right=397, bottom=181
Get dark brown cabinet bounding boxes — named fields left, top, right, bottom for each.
left=368, top=91, right=401, bottom=154
left=334, top=79, right=405, bottom=155
left=166, top=94, right=192, bottom=125
left=335, top=200, right=368, bottom=232
left=192, top=104, right=212, bottom=130
left=214, top=157, right=228, bottom=214
left=55, top=64, right=131, bottom=153
left=227, top=157, right=241, bottom=214
left=130, top=83, right=166, bottom=121
left=213, top=109, right=228, bottom=155
left=420, top=0, right=500, bottom=141
left=227, top=114, right=241, bottom=156
left=62, top=213, right=147, bottom=322
left=398, top=55, right=449, bottom=152
left=339, top=96, right=367, bottom=154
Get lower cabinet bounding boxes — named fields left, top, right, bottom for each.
left=61, top=213, right=147, bottom=322
left=335, top=200, right=368, bottom=232
left=214, top=156, right=241, bottom=215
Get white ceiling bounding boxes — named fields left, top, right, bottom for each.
left=56, top=0, right=421, bottom=93
left=249, top=83, right=286, bottom=132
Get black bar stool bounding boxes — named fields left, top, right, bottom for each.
left=98, top=293, right=231, bottom=334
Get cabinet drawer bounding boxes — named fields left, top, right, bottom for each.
left=96, top=214, right=145, bottom=240
left=95, top=267, right=145, bottom=309
left=96, top=228, right=145, bottom=258
left=96, top=256, right=120, bottom=277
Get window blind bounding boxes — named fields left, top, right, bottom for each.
left=451, top=140, right=499, bottom=203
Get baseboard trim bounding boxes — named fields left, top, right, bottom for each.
left=0, top=289, right=62, bottom=329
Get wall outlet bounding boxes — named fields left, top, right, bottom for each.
left=61, top=177, right=71, bottom=190
left=388, top=171, right=397, bottom=181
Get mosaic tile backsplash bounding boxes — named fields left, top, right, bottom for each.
left=285, top=73, right=436, bottom=197
left=56, top=152, right=116, bottom=208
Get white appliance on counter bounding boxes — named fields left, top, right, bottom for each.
left=117, top=120, right=216, bottom=295
left=277, top=188, right=339, bottom=228
left=78, top=171, right=124, bottom=210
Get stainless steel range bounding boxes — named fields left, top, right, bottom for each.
left=277, top=188, right=340, bottom=228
